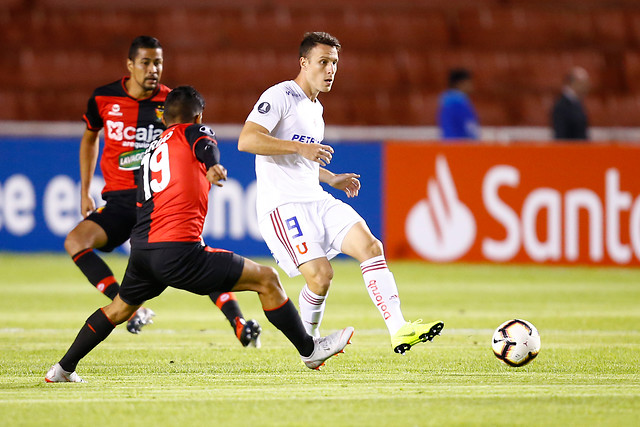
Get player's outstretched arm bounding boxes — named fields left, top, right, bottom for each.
left=239, top=121, right=333, bottom=165
left=320, top=168, right=361, bottom=198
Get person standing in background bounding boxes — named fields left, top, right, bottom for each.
left=551, top=66, right=590, bottom=140
left=437, top=68, right=480, bottom=140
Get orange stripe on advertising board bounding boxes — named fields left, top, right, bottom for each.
left=384, top=142, right=640, bottom=266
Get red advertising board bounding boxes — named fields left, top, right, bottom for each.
left=384, top=142, right=640, bottom=266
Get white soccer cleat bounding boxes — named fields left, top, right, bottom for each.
left=126, top=307, right=156, bottom=334
left=45, top=363, right=86, bottom=383
left=301, top=326, right=354, bottom=370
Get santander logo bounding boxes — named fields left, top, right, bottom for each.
left=399, top=150, right=640, bottom=265
left=405, top=155, right=476, bottom=261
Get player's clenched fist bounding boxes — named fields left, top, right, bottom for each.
left=207, top=164, right=227, bottom=187
left=298, top=142, right=334, bottom=166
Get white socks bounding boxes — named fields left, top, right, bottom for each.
left=298, top=284, right=326, bottom=338
left=298, top=256, right=406, bottom=337
left=361, top=255, right=406, bottom=335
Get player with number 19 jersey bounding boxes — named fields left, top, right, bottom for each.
left=132, top=123, right=218, bottom=247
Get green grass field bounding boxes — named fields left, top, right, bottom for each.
left=1, top=253, right=639, bottom=426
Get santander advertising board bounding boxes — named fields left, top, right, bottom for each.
left=384, top=143, right=640, bottom=266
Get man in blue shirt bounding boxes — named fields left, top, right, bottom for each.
left=437, top=68, right=480, bottom=140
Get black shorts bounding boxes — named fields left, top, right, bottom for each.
left=85, top=190, right=137, bottom=252
left=118, top=243, right=245, bottom=306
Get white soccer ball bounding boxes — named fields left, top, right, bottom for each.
left=491, top=319, right=541, bottom=367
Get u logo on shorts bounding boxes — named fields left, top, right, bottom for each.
left=296, top=243, right=308, bottom=254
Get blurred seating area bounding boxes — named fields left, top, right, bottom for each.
left=2, top=0, right=640, bottom=127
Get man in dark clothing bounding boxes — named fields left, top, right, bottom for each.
left=551, top=67, right=590, bottom=140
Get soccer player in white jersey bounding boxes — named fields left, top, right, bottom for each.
left=238, top=32, right=444, bottom=354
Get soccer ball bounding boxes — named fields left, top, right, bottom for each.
left=491, top=319, right=541, bottom=367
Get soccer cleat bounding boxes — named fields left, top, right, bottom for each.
left=235, top=317, right=262, bottom=348
left=45, top=363, right=86, bottom=383
left=391, top=319, right=444, bottom=355
left=301, top=326, right=355, bottom=370
left=126, top=307, right=156, bottom=334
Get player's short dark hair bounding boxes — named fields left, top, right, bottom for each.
left=128, top=36, right=162, bottom=60
left=448, top=68, right=472, bottom=88
left=164, top=86, right=205, bottom=123
left=299, top=32, right=341, bottom=58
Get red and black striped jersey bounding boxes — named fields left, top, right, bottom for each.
left=83, top=77, right=171, bottom=194
left=131, top=123, right=220, bottom=247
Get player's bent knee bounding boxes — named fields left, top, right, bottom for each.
left=308, top=268, right=333, bottom=289
left=260, top=265, right=281, bottom=288
left=368, top=238, right=384, bottom=257
left=258, top=265, right=285, bottom=295
left=356, top=237, right=384, bottom=261
left=65, top=226, right=97, bottom=255
left=103, top=300, right=138, bottom=325
left=64, top=231, right=84, bottom=256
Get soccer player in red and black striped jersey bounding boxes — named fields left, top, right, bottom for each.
left=64, top=36, right=258, bottom=343
left=45, top=86, right=354, bottom=382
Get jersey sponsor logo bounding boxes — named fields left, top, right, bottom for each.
left=107, top=104, right=123, bottom=116
left=405, top=155, right=476, bottom=261
left=118, top=148, right=147, bottom=170
left=106, top=120, right=164, bottom=147
left=155, top=106, right=164, bottom=122
left=257, top=102, right=271, bottom=114
left=291, top=134, right=318, bottom=144
left=366, top=280, right=391, bottom=320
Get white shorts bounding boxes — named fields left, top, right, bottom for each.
left=259, top=198, right=364, bottom=277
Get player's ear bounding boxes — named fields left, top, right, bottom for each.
left=195, top=112, right=203, bottom=124
left=300, top=56, right=307, bottom=69
left=127, top=58, right=134, bottom=74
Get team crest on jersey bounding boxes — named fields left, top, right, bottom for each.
left=155, top=106, right=164, bottom=122
left=257, top=102, right=271, bottom=114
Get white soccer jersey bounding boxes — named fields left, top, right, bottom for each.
left=246, top=80, right=332, bottom=219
